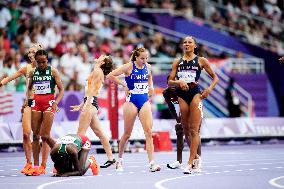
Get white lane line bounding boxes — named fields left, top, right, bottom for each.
left=236, top=170, right=243, bottom=172
left=0, top=176, right=5, bottom=178
left=155, top=175, right=193, bottom=189
left=37, top=176, right=93, bottom=189
left=0, top=170, right=4, bottom=172
left=260, top=168, right=268, bottom=170
left=11, top=169, right=18, bottom=171
left=276, top=167, right=283, bottom=169
left=11, top=175, right=18, bottom=177
left=269, top=176, right=284, bottom=188
left=129, top=172, right=135, bottom=174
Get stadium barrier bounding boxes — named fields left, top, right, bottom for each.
left=1, top=117, right=284, bottom=144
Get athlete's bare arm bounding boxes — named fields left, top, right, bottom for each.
left=106, top=63, right=131, bottom=89
left=146, top=63, right=154, bottom=97
left=52, top=68, right=65, bottom=110
left=168, top=58, right=188, bottom=91
left=0, top=66, right=26, bottom=86
left=60, top=148, right=90, bottom=176
left=199, top=57, right=219, bottom=99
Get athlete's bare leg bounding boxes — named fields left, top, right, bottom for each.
left=90, top=112, right=114, bottom=160
left=22, top=107, right=32, bottom=164
left=118, top=102, right=137, bottom=158
left=188, top=95, right=202, bottom=165
left=40, top=111, right=54, bottom=167
left=77, top=103, right=95, bottom=135
left=138, top=102, right=154, bottom=163
left=31, top=111, right=43, bottom=166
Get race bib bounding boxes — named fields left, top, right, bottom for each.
left=178, top=71, right=196, bottom=83
left=58, top=135, right=76, bottom=144
left=34, top=81, right=51, bottom=94
left=131, top=83, right=148, bottom=94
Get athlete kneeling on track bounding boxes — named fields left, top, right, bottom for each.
left=50, top=134, right=99, bottom=177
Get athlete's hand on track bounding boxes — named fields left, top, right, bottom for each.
left=279, top=56, right=284, bottom=65
left=70, top=105, right=82, bottom=112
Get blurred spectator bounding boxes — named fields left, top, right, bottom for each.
left=225, top=77, right=241, bottom=117
left=1, top=56, right=16, bottom=92
left=0, top=4, right=11, bottom=29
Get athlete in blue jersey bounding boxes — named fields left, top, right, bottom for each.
left=107, top=47, right=161, bottom=172
left=169, top=36, right=219, bottom=174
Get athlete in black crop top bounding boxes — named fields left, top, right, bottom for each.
left=168, top=36, right=219, bottom=174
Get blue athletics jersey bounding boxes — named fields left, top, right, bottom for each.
left=125, top=62, right=149, bottom=112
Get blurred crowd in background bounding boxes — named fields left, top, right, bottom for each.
left=0, top=0, right=283, bottom=92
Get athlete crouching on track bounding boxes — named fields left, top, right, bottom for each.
left=49, top=134, right=99, bottom=177
left=70, top=55, right=116, bottom=169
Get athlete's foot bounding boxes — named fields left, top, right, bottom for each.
left=183, top=164, right=194, bottom=174
left=149, top=161, right=161, bottom=172
left=167, top=161, right=182, bottom=169
left=21, top=163, right=32, bottom=174
left=115, top=158, right=123, bottom=172
left=100, top=159, right=116, bottom=168
left=89, top=155, right=99, bottom=175
left=25, top=167, right=41, bottom=176
left=192, top=157, right=202, bottom=172
left=39, top=165, right=46, bottom=174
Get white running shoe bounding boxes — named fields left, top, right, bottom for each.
left=192, top=157, right=202, bottom=172
left=149, top=161, right=161, bottom=172
left=167, top=161, right=182, bottom=169
left=115, top=158, right=124, bottom=172
left=183, top=164, right=194, bottom=174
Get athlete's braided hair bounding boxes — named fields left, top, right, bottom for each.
left=130, top=47, right=147, bottom=61
left=101, top=56, right=114, bottom=75
left=35, top=49, right=48, bottom=59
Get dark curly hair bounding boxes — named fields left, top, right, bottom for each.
left=101, top=56, right=114, bottom=75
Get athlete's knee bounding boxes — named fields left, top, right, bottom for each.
left=123, top=132, right=132, bottom=140
left=33, top=134, right=40, bottom=142
left=144, top=129, right=153, bottom=139
left=189, top=128, right=199, bottom=137
left=23, top=133, right=31, bottom=141
left=41, top=135, right=50, bottom=142
left=175, top=123, right=184, bottom=136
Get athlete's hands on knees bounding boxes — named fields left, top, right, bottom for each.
left=279, top=56, right=284, bottom=65
left=179, top=80, right=189, bottom=91
left=200, top=88, right=210, bottom=99
left=70, top=104, right=82, bottom=112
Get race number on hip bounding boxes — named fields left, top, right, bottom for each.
left=34, top=81, right=51, bottom=94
